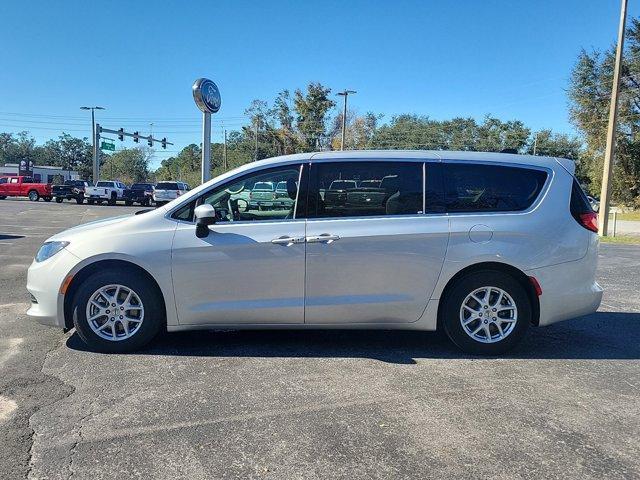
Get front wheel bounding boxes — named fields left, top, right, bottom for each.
left=28, top=190, right=39, bottom=201
left=55, top=197, right=63, bottom=203
left=441, top=271, right=530, bottom=356
left=76, top=197, right=84, bottom=204
left=108, top=194, right=117, bottom=206
left=72, top=270, right=164, bottom=353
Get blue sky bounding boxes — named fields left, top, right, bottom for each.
left=1, top=0, right=637, bottom=168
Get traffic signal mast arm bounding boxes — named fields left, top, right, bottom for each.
left=96, top=124, right=173, bottom=149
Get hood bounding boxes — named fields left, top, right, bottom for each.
left=47, top=214, right=136, bottom=242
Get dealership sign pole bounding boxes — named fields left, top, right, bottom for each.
left=192, top=78, right=221, bottom=184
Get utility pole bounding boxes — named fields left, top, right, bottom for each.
left=254, top=117, right=260, bottom=161
left=80, top=106, right=105, bottom=182
left=599, top=0, right=628, bottom=237
left=337, top=90, right=356, bottom=151
left=223, top=129, right=228, bottom=170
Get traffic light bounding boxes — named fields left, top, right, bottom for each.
left=161, top=137, right=167, bottom=149
left=117, top=128, right=124, bottom=141
left=133, top=131, right=139, bottom=143
left=148, top=137, right=153, bottom=147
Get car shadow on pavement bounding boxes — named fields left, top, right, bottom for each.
left=65, top=311, right=640, bottom=363
left=0, top=234, right=24, bottom=240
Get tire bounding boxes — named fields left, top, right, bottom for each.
left=28, top=190, right=39, bottom=201
left=43, top=196, right=52, bottom=202
left=108, top=193, right=117, bottom=206
left=87, top=199, right=94, bottom=205
left=124, top=200, right=133, bottom=206
left=142, top=198, right=150, bottom=207
left=76, top=197, right=84, bottom=204
left=0, top=196, right=6, bottom=200
left=55, top=197, right=63, bottom=203
left=441, top=271, right=530, bottom=356
left=72, top=269, right=164, bottom=353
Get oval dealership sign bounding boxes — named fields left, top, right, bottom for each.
left=192, top=78, right=221, bottom=114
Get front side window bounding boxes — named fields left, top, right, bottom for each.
left=308, top=161, right=423, bottom=218
left=173, top=165, right=303, bottom=223
left=443, top=163, right=548, bottom=213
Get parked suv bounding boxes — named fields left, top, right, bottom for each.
left=27, top=151, right=602, bottom=355
left=153, top=181, right=189, bottom=206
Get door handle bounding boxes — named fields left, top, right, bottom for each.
left=306, top=233, right=340, bottom=244
left=271, top=236, right=304, bottom=246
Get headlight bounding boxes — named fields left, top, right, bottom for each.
left=35, top=241, right=69, bottom=263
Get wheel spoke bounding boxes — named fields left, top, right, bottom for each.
left=463, top=304, right=480, bottom=313
left=120, top=319, right=130, bottom=336
left=483, top=324, right=492, bottom=340
left=492, top=291, right=504, bottom=307
left=495, top=322, right=504, bottom=337
left=97, top=321, right=111, bottom=331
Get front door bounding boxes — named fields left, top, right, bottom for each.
left=304, top=160, right=449, bottom=324
left=171, top=164, right=306, bottom=325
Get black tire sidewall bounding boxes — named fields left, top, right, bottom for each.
left=29, top=191, right=39, bottom=201
left=72, top=270, right=164, bottom=353
left=442, top=271, right=530, bottom=356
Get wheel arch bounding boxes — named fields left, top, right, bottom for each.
left=63, top=259, right=167, bottom=330
left=436, top=261, right=540, bottom=330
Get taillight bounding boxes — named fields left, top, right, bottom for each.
left=578, top=212, right=598, bottom=233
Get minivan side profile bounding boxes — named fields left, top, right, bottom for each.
left=26, top=151, right=602, bottom=355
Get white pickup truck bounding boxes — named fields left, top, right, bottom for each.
left=85, top=181, right=127, bottom=205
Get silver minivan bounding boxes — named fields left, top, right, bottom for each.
left=27, top=151, right=602, bottom=355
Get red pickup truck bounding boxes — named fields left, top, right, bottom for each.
left=0, top=176, right=53, bottom=202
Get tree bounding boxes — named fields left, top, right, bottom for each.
left=569, top=17, right=640, bottom=204
left=294, top=82, right=336, bottom=151
left=100, top=147, right=152, bottom=184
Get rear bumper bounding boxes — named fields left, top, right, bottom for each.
left=526, top=238, right=602, bottom=326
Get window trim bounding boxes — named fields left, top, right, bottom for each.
left=439, top=159, right=553, bottom=216
left=171, top=163, right=305, bottom=225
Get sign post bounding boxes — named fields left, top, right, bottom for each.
left=192, top=78, right=221, bottom=184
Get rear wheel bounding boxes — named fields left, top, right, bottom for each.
left=0, top=196, right=6, bottom=200
left=87, top=199, right=94, bottom=205
left=76, top=197, right=84, bottom=204
left=72, top=269, right=164, bottom=353
left=28, top=190, right=39, bottom=201
left=108, top=193, right=117, bottom=205
left=441, top=271, right=530, bottom=356
left=55, top=197, right=63, bottom=203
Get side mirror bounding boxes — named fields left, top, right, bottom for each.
left=194, top=204, right=216, bottom=238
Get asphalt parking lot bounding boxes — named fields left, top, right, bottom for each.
left=0, top=198, right=639, bottom=480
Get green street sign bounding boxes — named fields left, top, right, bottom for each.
left=101, top=141, right=115, bottom=151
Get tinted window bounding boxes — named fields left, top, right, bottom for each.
left=308, top=161, right=423, bottom=218
left=131, top=183, right=152, bottom=190
left=96, top=181, right=112, bottom=187
left=570, top=179, right=593, bottom=215
left=443, top=163, right=547, bottom=213
left=156, top=182, right=178, bottom=190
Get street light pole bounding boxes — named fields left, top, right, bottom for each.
left=80, top=106, right=105, bottom=182
left=599, top=0, right=628, bottom=237
left=337, top=90, right=356, bottom=151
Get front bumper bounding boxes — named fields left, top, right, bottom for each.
left=26, top=248, right=81, bottom=328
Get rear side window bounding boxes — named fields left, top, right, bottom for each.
left=156, top=182, right=178, bottom=190
left=308, top=161, right=423, bottom=218
left=443, top=163, right=548, bottom=213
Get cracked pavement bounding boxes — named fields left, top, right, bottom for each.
left=1, top=198, right=639, bottom=479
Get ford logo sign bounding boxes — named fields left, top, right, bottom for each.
left=192, top=78, right=221, bottom=114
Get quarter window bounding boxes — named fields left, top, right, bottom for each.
left=308, top=161, right=423, bottom=218
left=443, top=163, right=548, bottom=213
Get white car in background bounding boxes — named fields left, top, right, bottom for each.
left=27, top=151, right=602, bottom=355
left=153, top=181, right=190, bottom=206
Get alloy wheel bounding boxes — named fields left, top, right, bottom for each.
left=85, top=284, right=145, bottom=341
left=459, top=286, right=518, bottom=344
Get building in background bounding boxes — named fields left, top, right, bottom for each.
left=1, top=163, right=79, bottom=183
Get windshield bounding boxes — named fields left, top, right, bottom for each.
left=96, top=181, right=112, bottom=187
left=253, top=182, right=274, bottom=191
left=156, top=182, right=178, bottom=190
left=329, top=180, right=356, bottom=190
